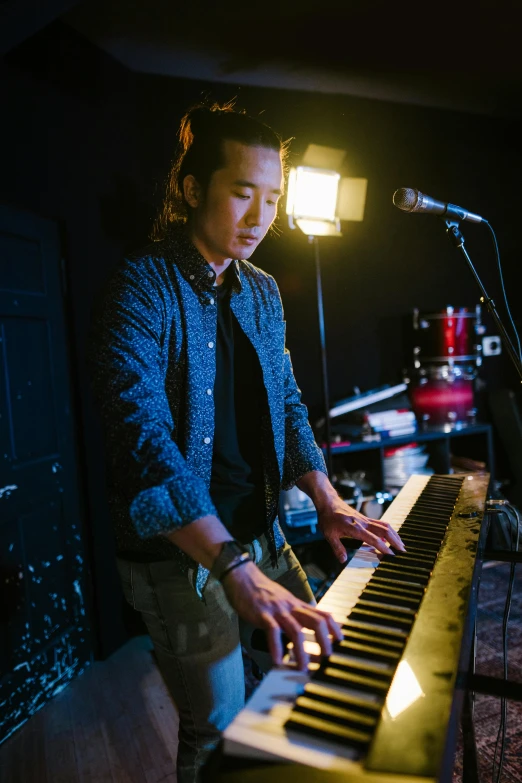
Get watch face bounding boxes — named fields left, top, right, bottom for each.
left=211, top=540, right=249, bottom=579
left=223, top=541, right=246, bottom=556
left=219, top=541, right=247, bottom=563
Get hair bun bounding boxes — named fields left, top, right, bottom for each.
left=179, top=103, right=230, bottom=148
left=179, top=101, right=240, bottom=147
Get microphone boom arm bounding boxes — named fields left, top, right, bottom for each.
left=443, top=217, right=522, bottom=382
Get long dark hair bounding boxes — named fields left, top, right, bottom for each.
left=151, top=100, right=290, bottom=240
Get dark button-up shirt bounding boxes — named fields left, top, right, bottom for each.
left=89, top=227, right=327, bottom=596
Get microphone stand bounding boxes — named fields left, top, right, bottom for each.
left=443, top=218, right=522, bottom=382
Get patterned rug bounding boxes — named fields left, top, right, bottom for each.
left=452, top=561, right=522, bottom=782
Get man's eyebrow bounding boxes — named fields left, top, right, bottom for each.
left=233, top=179, right=282, bottom=195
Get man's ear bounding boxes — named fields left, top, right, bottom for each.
left=183, top=175, right=201, bottom=208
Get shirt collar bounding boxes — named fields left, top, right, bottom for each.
left=164, top=225, right=242, bottom=294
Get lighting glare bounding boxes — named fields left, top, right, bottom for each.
left=385, top=660, right=424, bottom=719
left=286, top=167, right=340, bottom=222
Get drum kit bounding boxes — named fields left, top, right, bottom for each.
left=405, top=305, right=486, bottom=430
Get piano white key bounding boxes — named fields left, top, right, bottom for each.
left=318, top=598, right=359, bottom=615
left=319, top=586, right=363, bottom=602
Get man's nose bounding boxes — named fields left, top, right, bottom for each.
left=245, top=198, right=264, bottom=227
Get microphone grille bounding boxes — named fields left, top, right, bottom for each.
left=393, top=187, right=420, bottom=212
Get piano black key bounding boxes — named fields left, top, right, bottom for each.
left=376, top=565, right=430, bottom=584
left=412, top=492, right=455, bottom=514
left=410, top=503, right=453, bottom=517
left=397, top=540, right=440, bottom=555
left=379, top=556, right=432, bottom=573
left=293, top=696, right=379, bottom=732
left=360, top=588, right=420, bottom=609
left=348, top=607, right=415, bottom=631
left=313, top=664, right=391, bottom=695
left=424, top=475, right=463, bottom=486
left=334, top=638, right=401, bottom=664
left=355, top=598, right=416, bottom=617
left=402, top=516, right=449, bottom=530
left=368, top=570, right=427, bottom=589
left=327, top=654, right=395, bottom=679
left=304, top=681, right=383, bottom=716
left=390, top=543, right=434, bottom=557
left=411, top=502, right=455, bottom=513
left=368, top=569, right=425, bottom=596
left=399, top=524, right=444, bottom=539
left=383, top=550, right=435, bottom=564
left=285, top=711, right=372, bottom=750
left=401, top=518, right=446, bottom=532
left=397, top=535, right=441, bottom=551
left=419, top=487, right=455, bottom=495
left=343, top=618, right=409, bottom=639
left=415, top=485, right=458, bottom=495
left=341, top=624, right=406, bottom=649
left=405, top=506, right=453, bottom=525
left=405, top=505, right=453, bottom=519
left=401, top=519, right=448, bottom=534
left=365, top=579, right=424, bottom=600
left=401, top=538, right=444, bottom=549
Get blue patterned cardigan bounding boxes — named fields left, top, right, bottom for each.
left=89, top=228, right=327, bottom=596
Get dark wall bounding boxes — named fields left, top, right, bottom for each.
left=2, top=21, right=521, bottom=656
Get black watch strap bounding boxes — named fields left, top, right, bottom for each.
left=210, top=540, right=252, bottom=582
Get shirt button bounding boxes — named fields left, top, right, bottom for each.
left=209, top=298, right=215, bottom=305
left=203, top=437, right=211, bottom=445
left=206, top=388, right=212, bottom=395
left=208, top=341, right=214, bottom=348
left=208, top=271, right=214, bottom=278
left=189, top=274, right=195, bottom=280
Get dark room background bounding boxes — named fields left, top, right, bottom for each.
left=2, top=19, right=521, bottom=670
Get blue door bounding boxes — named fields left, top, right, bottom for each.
left=0, top=205, right=91, bottom=744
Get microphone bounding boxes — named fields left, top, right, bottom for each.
left=393, top=187, right=484, bottom=224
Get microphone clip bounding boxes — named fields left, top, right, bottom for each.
left=443, top=217, right=465, bottom=248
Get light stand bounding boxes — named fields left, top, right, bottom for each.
left=310, top=235, right=333, bottom=477
left=286, top=154, right=368, bottom=480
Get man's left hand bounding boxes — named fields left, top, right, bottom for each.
left=317, top=495, right=406, bottom=563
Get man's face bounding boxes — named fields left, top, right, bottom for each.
left=187, top=140, right=283, bottom=263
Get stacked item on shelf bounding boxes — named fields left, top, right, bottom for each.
left=323, top=383, right=414, bottom=445
left=383, top=442, right=433, bottom=495
left=364, top=407, right=417, bottom=439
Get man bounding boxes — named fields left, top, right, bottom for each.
left=89, top=103, right=405, bottom=782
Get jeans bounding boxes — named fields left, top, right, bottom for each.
left=116, top=534, right=313, bottom=783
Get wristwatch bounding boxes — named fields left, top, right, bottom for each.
left=210, top=540, right=252, bottom=582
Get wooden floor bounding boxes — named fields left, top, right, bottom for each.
left=0, top=635, right=179, bottom=783
left=1, top=562, right=521, bottom=783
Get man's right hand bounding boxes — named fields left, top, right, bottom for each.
left=221, top=560, right=342, bottom=671
left=166, top=514, right=341, bottom=669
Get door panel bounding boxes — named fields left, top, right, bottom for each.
left=0, top=205, right=91, bottom=745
